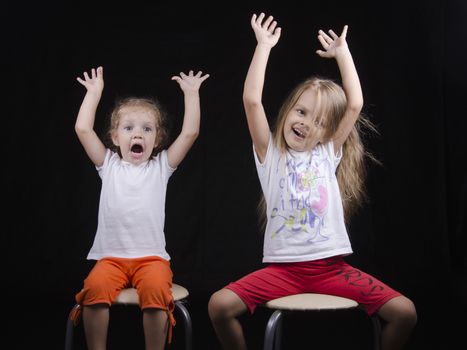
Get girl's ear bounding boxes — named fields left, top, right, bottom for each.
left=111, top=130, right=119, bottom=146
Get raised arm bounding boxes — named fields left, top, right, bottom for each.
left=168, top=70, right=209, bottom=169
left=243, top=13, right=281, bottom=162
left=316, top=25, right=363, bottom=152
left=75, top=66, right=107, bottom=166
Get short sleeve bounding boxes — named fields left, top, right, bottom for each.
left=322, top=141, right=343, bottom=171
left=253, top=133, right=273, bottom=177
left=158, top=150, right=176, bottom=177
left=95, top=149, right=114, bottom=179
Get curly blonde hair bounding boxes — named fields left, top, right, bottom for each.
left=106, top=97, right=169, bottom=156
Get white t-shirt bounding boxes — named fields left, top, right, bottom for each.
left=254, top=136, right=353, bottom=263
left=87, top=149, right=175, bottom=260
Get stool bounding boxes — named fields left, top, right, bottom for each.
left=64, top=283, right=192, bottom=350
left=263, top=293, right=381, bottom=350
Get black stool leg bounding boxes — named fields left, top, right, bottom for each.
left=371, top=315, right=382, bottom=350
left=264, top=310, right=283, bottom=350
left=175, top=300, right=192, bottom=350
left=65, top=304, right=79, bottom=350
left=274, top=311, right=283, bottom=350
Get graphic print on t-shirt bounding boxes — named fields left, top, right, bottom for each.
left=270, top=148, right=330, bottom=243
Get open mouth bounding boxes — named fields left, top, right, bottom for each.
left=131, top=144, right=143, bottom=154
left=292, top=127, right=306, bottom=139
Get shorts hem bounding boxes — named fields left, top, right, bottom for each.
left=366, top=292, right=402, bottom=316
left=225, top=285, right=256, bottom=314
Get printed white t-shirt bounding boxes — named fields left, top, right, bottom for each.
left=254, top=135, right=353, bottom=263
left=87, top=149, right=175, bottom=260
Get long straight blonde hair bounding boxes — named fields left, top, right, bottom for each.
left=258, top=77, right=378, bottom=228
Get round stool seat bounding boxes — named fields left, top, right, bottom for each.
left=264, top=293, right=358, bottom=311
left=262, top=293, right=381, bottom=349
left=114, top=283, right=189, bottom=305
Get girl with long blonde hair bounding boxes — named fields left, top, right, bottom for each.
left=209, top=13, right=416, bottom=350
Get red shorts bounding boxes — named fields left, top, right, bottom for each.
left=226, top=256, right=400, bottom=315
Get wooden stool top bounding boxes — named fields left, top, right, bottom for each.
left=264, top=293, right=358, bottom=311
left=114, top=283, right=189, bottom=305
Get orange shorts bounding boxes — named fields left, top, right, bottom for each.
left=70, top=256, right=176, bottom=342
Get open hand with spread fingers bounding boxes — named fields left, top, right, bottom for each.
left=316, top=25, right=350, bottom=59
left=171, top=70, right=209, bottom=93
left=250, top=12, right=281, bottom=48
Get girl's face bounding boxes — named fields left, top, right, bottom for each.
left=111, top=106, right=158, bottom=165
left=283, top=89, right=327, bottom=152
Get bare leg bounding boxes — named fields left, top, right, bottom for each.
left=83, top=304, right=109, bottom=350
left=377, top=295, right=417, bottom=350
left=208, top=289, right=249, bottom=350
left=143, top=308, right=168, bottom=350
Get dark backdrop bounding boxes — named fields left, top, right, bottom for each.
left=5, top=1, right=466, bottom=349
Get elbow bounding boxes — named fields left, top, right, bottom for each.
left=243, top=95, right=262, bottom=111
left=183, top=130, right=199, bottom=142
left=74, top=124, right=89, bottom=136
left=347, top=99, right=363, bottom=115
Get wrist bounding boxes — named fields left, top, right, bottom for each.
left=334, top=46, right=351, bottom=59
left=256, top=42, right=274, bottom=49
left=183, top=90, right=200, bottom=97
left=86, top=90, right=103, bottom=98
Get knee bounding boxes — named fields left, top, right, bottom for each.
left=387, top=296, right=417, bottom=329
left=379, top=295, right=418, bottom=330
left=399, top=298, right=417, bottom=329
left=208, top=290, right=234, bottom=321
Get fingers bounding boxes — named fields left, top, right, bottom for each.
left=329, top=25, right=348, bottom=39
left=263, top=14, right=274, bottom=30
left=251, top=13, right=257, bottom=27
left=76, top=71, right=90, bottom=85
left=315, top=49, right=327, bottom=58
left=252, top=12, right=279, bottom=33
left=172, top=70, right=210, bottom=82
left=268, top=20, right=278, bottom=33
left=192, top=71, right=210, bottom=81
left=199, top=73, right=210, bottom=82
left=318, top=25, right=349, bottom=44
left=318, top=29, right=333, bottom=46
left=328, top=30, right=338, bottom=40
left=77, top=66, right=103, bottom=83
left=256, top=12, right=265, bottom=25
left=178, top=70, right=207, bottom=77
left=340, top=25, right=348, bottom=39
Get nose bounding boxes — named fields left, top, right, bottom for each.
left=132, top=129, right=143, bottom=138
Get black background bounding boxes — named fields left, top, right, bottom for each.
left=5, top=1, right=466, bottom=349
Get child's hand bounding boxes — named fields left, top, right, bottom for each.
left=316, top=25, right=349, bottom=59
left=76, top=66, right=104, bottom=94
left=251, top=13, right=281, bottom=48
left=171, top=70, right=209, bottom=93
